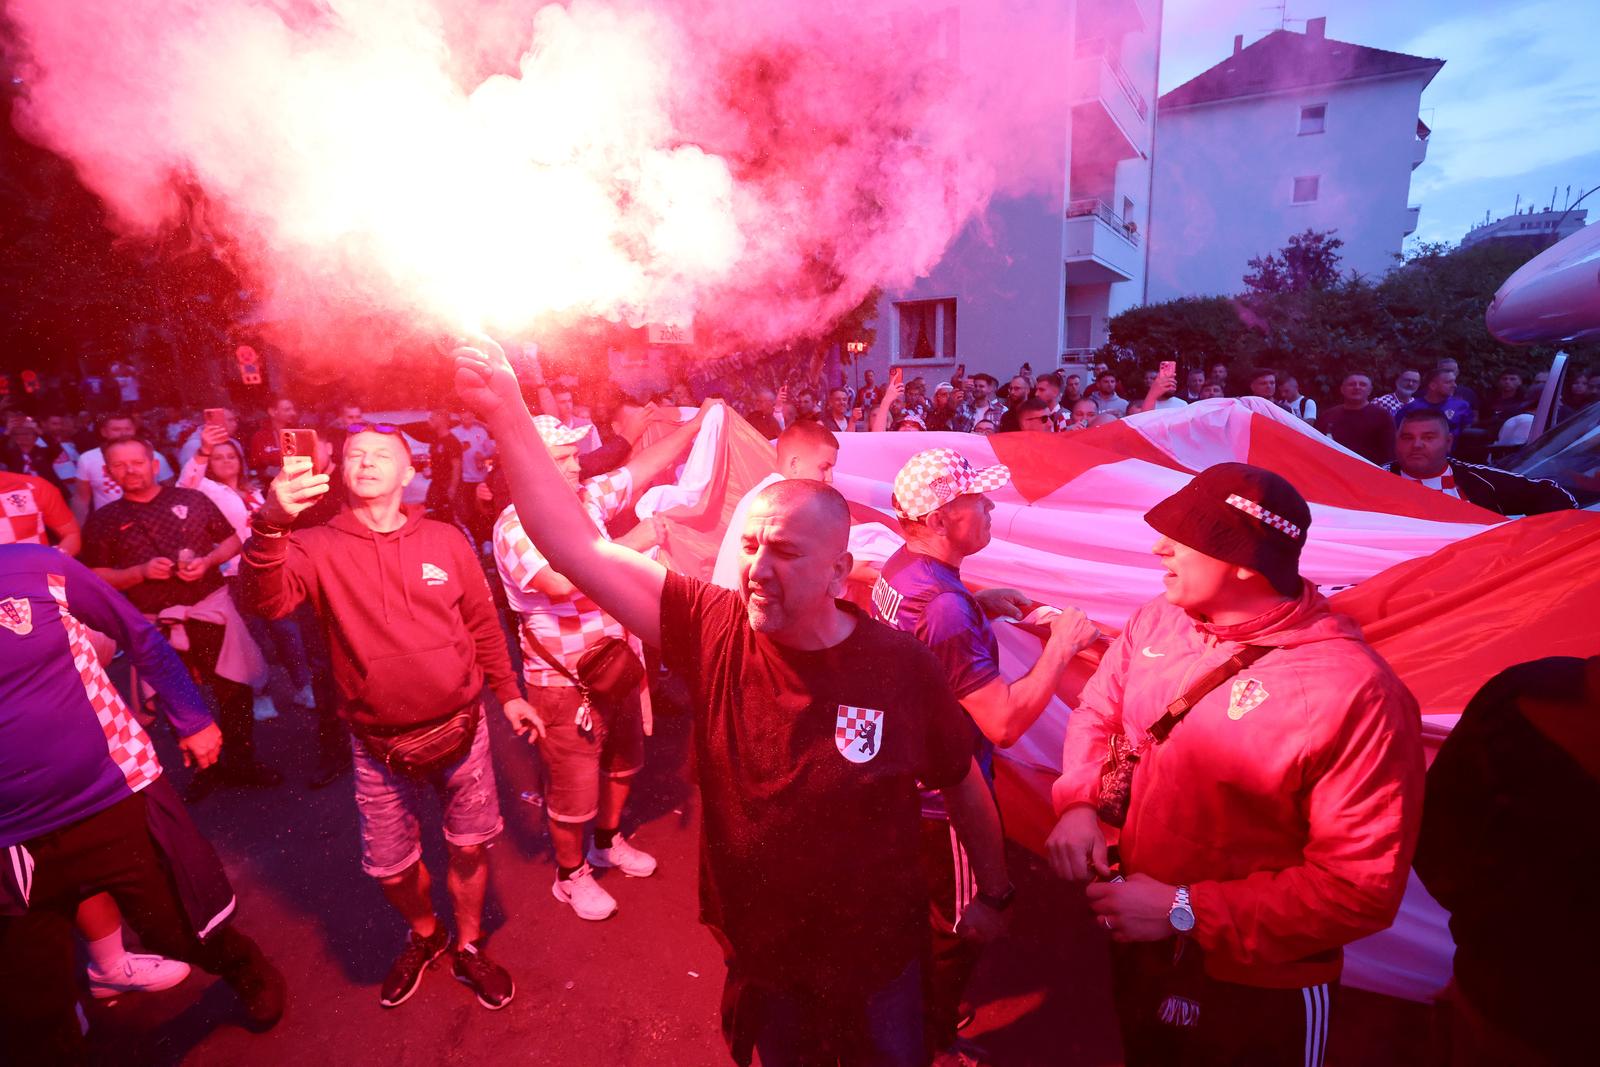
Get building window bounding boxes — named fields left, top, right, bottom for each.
left=894, top=299, right=957, bottom=362
left=1065, top=315, right=1093, bottom=351
left=1298, top=104, right=1326, bottom=135
left=1292, top=176, right=1320, bottom=204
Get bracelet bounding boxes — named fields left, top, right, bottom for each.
left=251, top=517, right=290, bottom=538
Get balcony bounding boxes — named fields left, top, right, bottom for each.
left=1405, top=205, right=1421, bottom=235
left=1412, top=137, right=1429, bottom=170
left=1064, top=198, right=1143, bottom=284
left=1071, top=39, right=1148, bottom=160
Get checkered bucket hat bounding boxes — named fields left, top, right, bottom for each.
left=532, top=414, right=590, bottom=449
left=892, top=448, right=1011, bottom=522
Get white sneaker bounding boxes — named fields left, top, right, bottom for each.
left=587, top=834, right=657, bottom=878
left=87, top=953, right=192, bottom=999
left=252, top=693, right=278, bottom=721
left=551, top=864, right=617, bottom=921
left=293, top=684, right=315, bottom=709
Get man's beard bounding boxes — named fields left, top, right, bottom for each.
left=744, top=592, right=785, bottom=633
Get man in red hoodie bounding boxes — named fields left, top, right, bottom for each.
left=1047, top=463, right=1423, bottom=1067
left=241, top=424, right=534, bottom=1013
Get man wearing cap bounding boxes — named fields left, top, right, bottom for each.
left=875, top=449, right=1101, bottom=1058
left=1046, top=463, right=1424, bottom=1066
left=454, top=340, right=1013, bottom=1066
left=492, top=409, right=705, bottom=922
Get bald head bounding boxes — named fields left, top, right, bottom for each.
left=752, top=479, right=851, bottom=554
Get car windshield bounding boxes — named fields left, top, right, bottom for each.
left=1504, top=399, right=1600, bottom=506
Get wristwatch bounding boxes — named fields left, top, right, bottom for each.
left=1168, top=885, right=1195, bottom=933
left=976, top=884, right=1016, bottom=912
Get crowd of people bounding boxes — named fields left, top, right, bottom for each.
left=0, top=342, right=1593, bottom=1067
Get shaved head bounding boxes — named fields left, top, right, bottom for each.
left=753, top=479, right=851, bottom=554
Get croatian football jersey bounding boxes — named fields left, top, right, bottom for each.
left=0, top=544, right=211, bottom=847
left=0, top=471, right=72, bottom=547
left=870, top=547, right=997, bottom=817
left=492, top=469, right=641, bottom=687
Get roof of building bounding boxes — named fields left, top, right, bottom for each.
left=1160, top=28, right=1443, bottom=110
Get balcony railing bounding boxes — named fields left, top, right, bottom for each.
left=1065, top=198, right=1142, bottom=246
left=1074, top=38, right=1149, bottom=121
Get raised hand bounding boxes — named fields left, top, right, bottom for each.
left=452, top=336, right=526, bottom=421
left=260, top=467, right=330, bottom=526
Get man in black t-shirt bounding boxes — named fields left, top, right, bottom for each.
left=455, top=341, right=1013, bottom=1066
left=80, top=439, right=279, bottom=797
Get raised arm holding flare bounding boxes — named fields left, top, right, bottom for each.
left=454, top=339, right=1013, bottom=1066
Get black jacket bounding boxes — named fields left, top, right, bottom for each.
left=1414, top=657, right=1599, bottom=1060
left=1388, top=459, right=1577, bottom=516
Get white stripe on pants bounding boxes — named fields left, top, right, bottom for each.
left=1301, top=982, right=1329, bottom=1067
left=947, top=824, right=976, bottom=929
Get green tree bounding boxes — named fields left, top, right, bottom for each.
left=1243, top=229, right=1346, bottom=294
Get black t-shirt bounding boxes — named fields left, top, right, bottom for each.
left=659, top=572, right=974, bottom=992
left=1317, top=404, right=1396, bottom=465
left=426, top=434, right=462, bottom=509
left=81, top=487, right=234, bottom=613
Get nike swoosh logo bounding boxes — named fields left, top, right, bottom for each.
left=1141, top=647, right=1165, bottom=658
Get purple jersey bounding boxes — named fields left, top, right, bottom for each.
left=0, top=544, right=211, bottom=847
left=871, top=547, right=997, bottom=817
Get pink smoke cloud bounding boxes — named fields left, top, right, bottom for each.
left=6, top=0, right=1075, bottom=363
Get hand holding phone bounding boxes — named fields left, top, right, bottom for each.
left=1159, top=360, right=1177, bottom=381
left=279, top=428, right=319, bottom=476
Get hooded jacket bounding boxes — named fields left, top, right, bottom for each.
left=1053, top=583, right=1424, bottom=989
left=241, top=505, right=520, bottom=729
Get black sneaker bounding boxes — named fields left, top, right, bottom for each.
left=308, top=753, right=352, bottom=790
left=452, top=941, right=514, bottom=1010
left=380, top=926, right=452, bottom=1008
left=229, top=956, right=287, bottom=1031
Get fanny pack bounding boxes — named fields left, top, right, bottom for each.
left=357, top=704, right=480, bottom=779
left=1097, top=646, right=1270, bottom=828
left=525, top=630, right=646, bottom=729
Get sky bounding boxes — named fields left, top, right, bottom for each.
left=1158, top=0, right=1600, bottom=247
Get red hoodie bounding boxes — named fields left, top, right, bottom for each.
left=241, top=505, right=521, bottom=729
left=1053, top=582, right=1424, bottom=988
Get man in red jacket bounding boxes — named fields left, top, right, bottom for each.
left=242, top=425, right=535, bottom=1013
left=1047, top=463, right=1423, bottom=1067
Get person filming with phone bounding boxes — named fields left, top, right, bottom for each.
left=81, top=436, right=276, bottom=801
left=240, top=421, right=538, bottom=1011
left=1046, top=464, right=1423, bottom=1066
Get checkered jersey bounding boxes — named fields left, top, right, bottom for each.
left=0, top=471, right=72, bottom=546
left=46, top=573, right=162, bottom=792
left=493, top=469, right=641, bottom=686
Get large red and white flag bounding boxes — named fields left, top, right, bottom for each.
left=640, top=397, right=1593, bottom=1001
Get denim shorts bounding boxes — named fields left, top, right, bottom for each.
left=530, top=685, right=644, bottom=824
left=351, top=710, right=503, bottom=879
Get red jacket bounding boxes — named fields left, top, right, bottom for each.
left=241, top=506, right=521, bottom=729
left=1053, top=583, right=1423, bottom=988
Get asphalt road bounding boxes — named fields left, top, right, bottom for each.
left=83, top=680, right=1429, bottom=1066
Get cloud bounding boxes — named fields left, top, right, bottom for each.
left=1405, top=0, right=1600, bottom=195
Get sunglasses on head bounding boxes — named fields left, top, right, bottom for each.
left=344, top=422, right=400, bottom=435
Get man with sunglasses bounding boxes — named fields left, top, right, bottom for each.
left=241, top=422, right=536, bottom=1011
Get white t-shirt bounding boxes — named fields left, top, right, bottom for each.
left=78, top=447, right=176, bottom=511
left=1151, top=396, right=1189, bottom=410
left=452, top=423, right=495, bottom=483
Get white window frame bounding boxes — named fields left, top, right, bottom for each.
left=1298, top=103, right=1327, bottom=136
left=1291, top=175, right=1320, bottom=204
left=891, top=298, right=958, bottom=366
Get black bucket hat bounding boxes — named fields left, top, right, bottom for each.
left=1144, top=462, right=1311, bottom=597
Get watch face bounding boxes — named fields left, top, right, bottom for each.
left=1170, top=906, right=1196, bottom=933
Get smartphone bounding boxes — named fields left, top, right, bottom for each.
left=203, top=407, right=229, bottom=427
left=955, top=362, right=967, bottom=382
left=891, top=367, right=903, bottom=389
left=1159, top=360, right=1177, bottom=380
left=279, top=428, right=318, bottom=476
